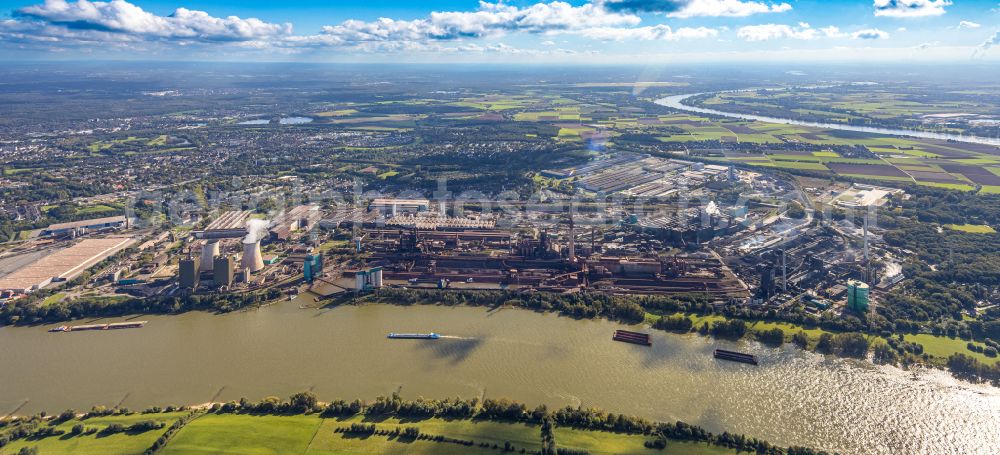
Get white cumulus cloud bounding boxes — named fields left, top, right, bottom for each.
left=599, top=0, right=790, bottom=18
left=736, top=22, right=845, bottom=41
left=14, top=0, right=291, bottom=41
left=852, top=28, right=889, bottom=39
left=577, top=24, right=718, bottom=41
left=976, top=31, right=1000, bottom=56
left=873, top=0, right=951, bottom=18
left=958, top=21, right=981, bottom=29
left=317, top=1, right=640, bottom=44
left=736, top=23, right=883, bottom=42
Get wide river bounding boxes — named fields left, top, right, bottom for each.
left=1, top=303, right=998, bottom=454
left=655, top=93, right=1000, bottom=147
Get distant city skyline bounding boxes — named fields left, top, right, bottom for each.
left=1, top=0, right=999, bottom=62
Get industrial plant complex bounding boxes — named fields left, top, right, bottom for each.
left=0, top=152, right=896, bottom=321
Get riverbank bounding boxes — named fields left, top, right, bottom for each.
left=654, top=92, right=1000, bottom=146
left=0, top=394, right=803, bottom=455
left=359, top=288, right=1000, bottom=386
left=2, top=298, right=997, bottom=453
left=10, top=284, right=997, bottom=383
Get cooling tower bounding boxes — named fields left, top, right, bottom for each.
left=200, top=240, right=220, bottom=271
left=242, top=240, right=265, bottom=273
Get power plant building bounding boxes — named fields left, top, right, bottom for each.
left=179, top=258, right=199, bottom=289
left=303, top=253, right=323, bottom=284
left=0, top=237, right=135, bottom=293
left=40, top=215, right=129, bottom=237
left=354, top=267, right=383, bottom=291
left=269, top=205, right=322, bottom=241
left=847, top=279, right=870, bottom=312
left=214, top=256, right=235, bottom=287
left=370, top=198, right=430, bottom=216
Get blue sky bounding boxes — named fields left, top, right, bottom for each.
left=1, top=0, right=998, bottom=62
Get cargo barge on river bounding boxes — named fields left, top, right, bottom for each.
left=49, top=321, right=147, bottom=332
left=612, top=329, right=652, bottom=346
left=387, top=332, right=440, bottom=339
left=713, top=349, right=758, bottom=365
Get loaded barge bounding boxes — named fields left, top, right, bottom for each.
left=49, top=321, right=147, bottom=333
left=713, top=349, right=758, bottom=365
left=612, top=329, right=652, bottom=346
left=387, top=332, right=440, bottom=339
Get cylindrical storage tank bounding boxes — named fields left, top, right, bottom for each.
left=200, top=241, right=220, bottom=271
left=372, top=268, right=383, bottom=288
left=355, top=272, right=367, bottom=290
left=242, top=240, right=264, bottom=273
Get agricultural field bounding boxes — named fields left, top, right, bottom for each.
left=652, top=119, right=1000, bottom=190
left=0, top=411, right=186, bottom=455
left=3, top=412, right=741, bottom=455
left=276, top=86, right=1000, bottom=193
left=693, top=86, right=1000, bottom=138
left=161, top=414, right=320, bottom=455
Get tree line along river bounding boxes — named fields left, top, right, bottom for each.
left=0, top=302, right=997, bottom=455
left=655, top=93, right=1000, bottom=147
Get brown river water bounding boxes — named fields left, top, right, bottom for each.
left=0, top=302, right=997, bottom=454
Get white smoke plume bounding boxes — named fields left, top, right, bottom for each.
left=244, top=219, right=271, bottom=244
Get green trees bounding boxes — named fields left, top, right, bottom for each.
left=815, top=333, right=834, bottom=354
left=346, top=423, right=377, bottom=435
left=369, top=288, right=663, bottom=324
left=786, top=201, right=807, bottom=219
left=652, top=315, right=693, bottom=332
left=99, top=423, right=126, bottom=435
left=948, top=353, right=1000, bottom=382
left=709, top=319, right=747, bottom=339
left=55, top=409, right=76, bottom=423
left=288, top=392, right=318, bottom=414
left=0, top=288, right=284, bottom=326
left=814, top=332, right=869, bottom=358
left=792, top=331, right=809, bottom=348
left=402, top=426, right=420, bottom=439
left=878, top=188, right=1000, bottom=325
left=834, top=333, right=870, bottom=358
left=757, top=328, right=785, bottom=346
left=540, top=417, right=557, bottom=455
left=873, top=343, right=898, bottom=365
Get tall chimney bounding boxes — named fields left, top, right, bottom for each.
left=782, top=249, right=787, bottom=292
left=567, top=215, right=575, bottom=262
left=242, top=240, right=264, bottom=273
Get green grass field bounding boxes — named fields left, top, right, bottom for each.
left=168, top=414, right=744, bottom=455
left=945, top=224, right=997, bottom=234
left=0, top=412, right=186, bottom=455
left=4, top=411, right=748, bottom=455
left=902, top=333, right=997, bottom=364
left=554, top=427, right=731, bottom=455
left=162, top=414, right=321, bottom=455
left=75, top=205, right=119, bottom=216
left=3, top=167, right=40, bottom=176
left=308, top=416, right=542, bottom=454
left=917, top=182, right=977, bottom=191
left=39, top=292, right=66, bottom=307
left=315, top=109, right=359, bottom=117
